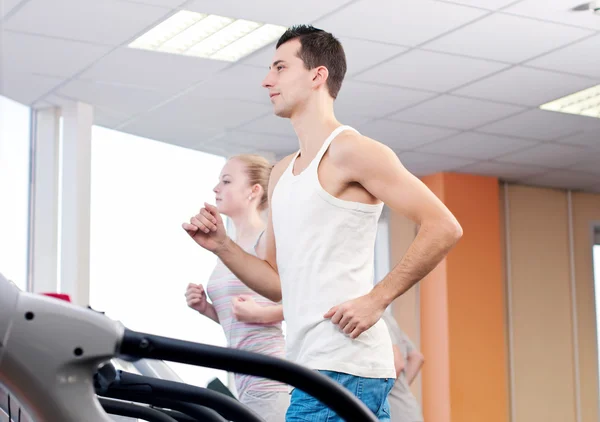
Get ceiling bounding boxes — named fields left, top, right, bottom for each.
left=1, top=0, right=599, bottom=192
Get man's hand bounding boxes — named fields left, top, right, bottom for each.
left=324, top=293, right=387, bottom=339
left=231, top=295, right=263, bottom=323
left=185, top=283, right=210, bottom=314
left=182, top=203, right=228, bottom=253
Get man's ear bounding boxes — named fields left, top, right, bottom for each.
left=312, top=65, right=329, bottom=89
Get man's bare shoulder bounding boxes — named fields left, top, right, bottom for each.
left=328, top=131, right=393, bottom=174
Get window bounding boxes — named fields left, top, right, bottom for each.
left=0, top=96, right=31, bottom=291
left=88, top=125, right=229, bottom=388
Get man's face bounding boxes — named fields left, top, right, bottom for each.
left=261, top=39, right=314, bottom=118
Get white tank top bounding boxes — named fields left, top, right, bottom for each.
left=271, top=125, right=396, bottom=379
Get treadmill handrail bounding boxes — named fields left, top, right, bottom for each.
left=149, top=407, right=196, bottom=422
left=0, top=274, right=379, bottom=422
left=98, top=397, right=178, bottom=422
left=119, top=329, right=380, bottom=422
left=95, top=365, right=256, bottom=422
left=97, top=390, right=226, bottom=422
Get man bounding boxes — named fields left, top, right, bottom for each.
left=183, top=25, right=462, bottom=421
left=381, top=310, right=425, bottom=422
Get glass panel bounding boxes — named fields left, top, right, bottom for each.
left=88, top=125, right=229, bottom=388
left=0, top=96, right=32, bottom=291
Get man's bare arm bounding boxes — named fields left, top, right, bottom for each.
left=337, top=135, right=463, bottom=307
left=212, top=157, right=293, bottom=302
left=216, top=238, right=280, bottom=301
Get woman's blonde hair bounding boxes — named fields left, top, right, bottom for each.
left=229, top=154, right=273, bottom=211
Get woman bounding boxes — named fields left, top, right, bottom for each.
left=184, top=154, right=288, bottom=421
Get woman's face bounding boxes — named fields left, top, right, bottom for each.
left=213, top=159, right=252, bottom=217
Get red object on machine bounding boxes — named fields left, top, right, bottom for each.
left=41, top=292, right=72, bottom=302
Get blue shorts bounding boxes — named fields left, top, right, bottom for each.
left=286, top=370, right=394, bottom=421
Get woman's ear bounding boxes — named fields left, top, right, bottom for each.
left=252, top=183, right=263, bottom=197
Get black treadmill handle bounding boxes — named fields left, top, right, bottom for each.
left=98, top=390, right=225, bottom=422
left=151, top=407, right=197, bottom=422
left=98, top=397, right=178, bottom=422
left=115, top=371, right=263, bottom=422
left=119, top=329, right=380, bottom=422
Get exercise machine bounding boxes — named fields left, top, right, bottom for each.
left=0, top=273, right=380, bottom=421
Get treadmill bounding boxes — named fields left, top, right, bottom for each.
left=0, top=273, right=379, bottom=421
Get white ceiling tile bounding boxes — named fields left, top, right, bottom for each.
left=119, top=118, right=223, bottom=150
left=555, top=131, right=600, bottom=149
left=503, top=0, right=600, bottom=31
left=119, top=96, right=271, bottom=148
left=31, top=101, right=54, bottom=109
left=57, top=79, right=171, bottom=116
left=587, top=184, right=600, bottom=193
left=125, top=91, right=272, bottom=135
left=211, top=131, right=298, bottom=155
left=335, top=81, right=437, bottom=118
left=2, top=31, right=112, bottom=78
left=477, top=109, right=600, bottom=141
left=239, top=43, right=280, bottom=68
left=121, top=0, right=187, bottom=7
left=78, top=47, right=229, bottom=93
left=186, top=0, right=352, bottom=27
left=3, top=0, right=171, bottom=46
left=240, top=36, right=409, bottom=77
left=92, top=106, right=132, bottom=129
left=494, top=143, right=596, bottom=167
left=238, top=116, right=460, bottom=150
left=453, top=66, right=597, bottom=106
left=335, top=113, right=374, bottom=130
left=339, top=37, right=409, bottom=76
left=457, top=161, right=548, bottom=180
left=567, top=153, right=600, bottom=175
left=357, top=119, right=459, bottom=150
left=237, top=113, right=296, bottom=137
left=389, top=95, right=526, bottom=130
left=521, top=170, right=599, bottom=190
left=314, top=0, right=487, bottom=46
left=423, top=13, right=593, bottom=63
left=438, top=0, right=519, bottom=10
left=397, top=152, right=476, bottom=176
left=416, top=132, right=539, bottom=159
left=200, top=140, right=270, bottom=158
left=0, top=71, right=64, bottom=105
left=230, top=107, right=371, bottom=136
left=212, top=140, right=282, bottom=161
left=525, top=34, right=600, bottom=79
left=216, top=142, right=268, bottom=158
left=38, top=94, right=78, bottom=108
left=355, top=49, right=508, bottom=92
left=0, top=0, right=23, bottom=18
left=186, top=64, right=270, bottom=105
left=182, top=139, right=226, bottom=157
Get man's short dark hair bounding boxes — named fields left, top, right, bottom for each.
left=276, top=25, right=347, bottom=99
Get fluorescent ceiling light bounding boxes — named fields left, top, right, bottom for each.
left=540, top=84, right=600, bottom=119
left=128, top=11, right=286, bottom=62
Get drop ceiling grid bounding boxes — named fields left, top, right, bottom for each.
left=1, top=0, right=599, bottom=191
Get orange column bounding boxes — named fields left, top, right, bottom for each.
left=420, top=173, right=509, bottom=422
